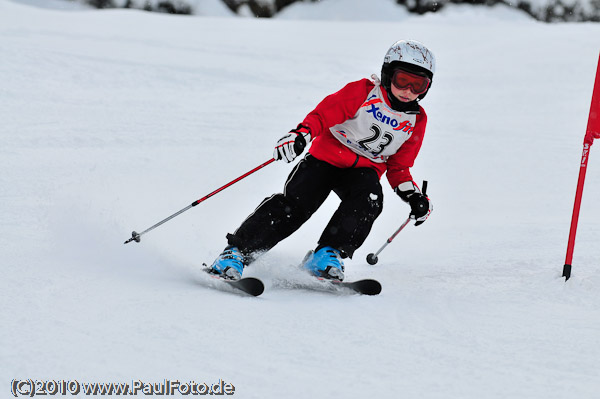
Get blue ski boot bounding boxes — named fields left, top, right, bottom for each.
left=303, top=246, right=345, bottom=281
left=209, top=246, right=246, bottom=280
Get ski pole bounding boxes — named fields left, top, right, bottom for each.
left=562, top=52, right=600, bottom=280
left=124, top=158, right=276, bottom=244
left=366, top=180, right=428, bottom=265
left=366, top=216, right=411, bottom=265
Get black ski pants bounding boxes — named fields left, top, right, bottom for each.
left=226, top=154, right=384, bottom=261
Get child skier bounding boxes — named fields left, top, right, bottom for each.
left=209, top=39, right=435, bottom=281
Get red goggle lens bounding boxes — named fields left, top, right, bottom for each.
left=391, top=69, right=431, bottom=95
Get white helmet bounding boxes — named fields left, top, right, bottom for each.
left=384, top=40, right=436, bottom=76
left=381, top=40, right=436, bottom=100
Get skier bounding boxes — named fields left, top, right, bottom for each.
left=208, top=39, right=435, bottom=281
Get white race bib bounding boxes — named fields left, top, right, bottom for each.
left=329, top=85, right=417, bottom=163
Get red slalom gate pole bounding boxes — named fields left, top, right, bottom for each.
left=563, top=53, right=600, bottom=280
left=124, top=158, right=276, bottom=244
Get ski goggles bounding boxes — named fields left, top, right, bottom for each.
left=391, top=69, right=431, bottom=95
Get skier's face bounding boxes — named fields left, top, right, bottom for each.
left=390, top=84, right=419, bottom=102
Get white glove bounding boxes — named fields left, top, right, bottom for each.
left=273, top=125, right=311, bottom=163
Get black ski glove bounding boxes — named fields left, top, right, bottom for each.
left=395, top=181, right=432, bottom=226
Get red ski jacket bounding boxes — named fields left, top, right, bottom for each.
left=301, top=78, right=427, bottom=189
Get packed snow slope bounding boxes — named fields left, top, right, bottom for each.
left=2, top=1, right=600, bottom=398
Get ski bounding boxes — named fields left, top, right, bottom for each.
left=221, top=277, right=264, bottom=297
left=288, top=250, right=382, bottom=295
left=275, top=276, right=382, bottom=296
left=203, top=267, right=264, bottom=297
left=319, top=278, right=382, bottom=296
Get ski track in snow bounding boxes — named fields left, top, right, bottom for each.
left=1, top=1, right=600, bottom=398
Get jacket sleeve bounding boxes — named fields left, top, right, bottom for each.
left=385, top=107, right=428, bottom=188
left=300, top=79, right=374, bottom=138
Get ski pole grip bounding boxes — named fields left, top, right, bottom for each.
left=422, top=180, right=428, bottom=196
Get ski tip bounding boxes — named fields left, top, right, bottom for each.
left=351, top=279, right=382, bottom=295
left=228, top=277, right=264, bottom=297
left=242, top=278, right=265, bottom=297
left=364, top=279, right=382, bottom=295
left=204, top=270, right=265, bottom=297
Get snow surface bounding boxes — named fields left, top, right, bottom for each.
left=2, top=0, right=600, bottom=398
left=8, top=0, right=93, bottom=10
left=276, top=0, right=411, bottom=21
